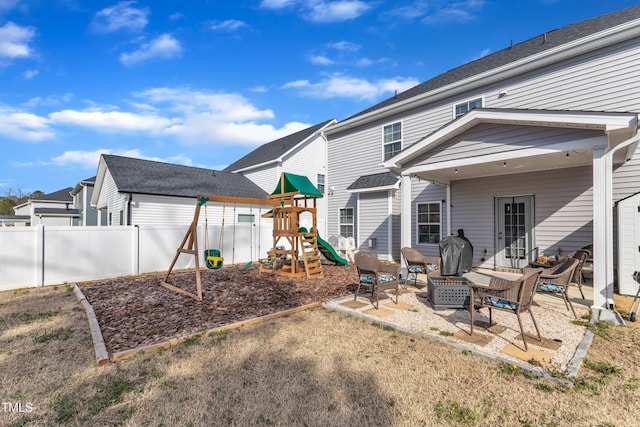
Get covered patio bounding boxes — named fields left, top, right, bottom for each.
left=383, top=109, right=639, bottom=320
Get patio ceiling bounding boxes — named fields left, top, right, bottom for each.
left=412, top=146, right=597, bottom=184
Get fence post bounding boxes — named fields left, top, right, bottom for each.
left=34, top=224, right=44, bottom=287
left=132, top=225, right=140, bottom=276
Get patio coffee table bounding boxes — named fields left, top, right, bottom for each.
left=427, top=276, right=471, bottom=310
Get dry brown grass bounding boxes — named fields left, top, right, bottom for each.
left=1, top=285, right=639, bottom=426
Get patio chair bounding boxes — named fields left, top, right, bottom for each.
left=354, top=251, right=400, bottom=309
left=401, top=247, right=441, bottom=287
left=524, top=257, right=580, bottom=318
left=571, top=250, right=588, bottom=299
left=468, top=268, right=543, bottom=351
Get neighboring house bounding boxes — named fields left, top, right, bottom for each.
left=91, top=154, right=269, bottom=226
left=13, top=188, right=79, bottom=226
left=70, top=176, right=103, bottom=226
left=0, top=215, right=30, bottom=227
left=224, top=119, right=336, bottom=237
left=324, top=5, right=640, bottom=311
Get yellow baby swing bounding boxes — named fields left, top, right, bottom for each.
left=204, top=204, right=225, bottom=269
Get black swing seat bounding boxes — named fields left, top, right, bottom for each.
left=204, top=249, right=224, bottom=269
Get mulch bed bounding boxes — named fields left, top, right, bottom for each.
left=79, top=263, right=359, bottom=354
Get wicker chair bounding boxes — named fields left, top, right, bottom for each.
left=524, top=258, right=580, bottom=318
left=354, top=251, right=400, bottom=309
left=468, top=268, right=543, bottom=351
left=571, top=250, right=589, bottom=299
left=401, top=247, right=441, bottom=287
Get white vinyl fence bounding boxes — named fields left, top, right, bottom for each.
left=0, top=222, right=274, bottom=291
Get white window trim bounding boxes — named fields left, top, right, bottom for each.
left=381, top=120, right=403, bottom=162
left=453, top=96, right=484, bottom=118
left=416, top=201, right=442, bottom=246
left=338, top=207, right=355, bottom=239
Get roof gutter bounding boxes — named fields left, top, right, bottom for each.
left=325, top=19, right=640, bottom=136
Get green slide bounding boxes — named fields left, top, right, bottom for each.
left=317, top=234, right=349, bottom=266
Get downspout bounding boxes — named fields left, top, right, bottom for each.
left=127, top=194, right=133, bottom=226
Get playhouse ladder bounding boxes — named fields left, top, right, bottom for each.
left=301, top=232, right=323, bottom=279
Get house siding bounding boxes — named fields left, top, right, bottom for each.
left=244, top=164, right=279, bottom=193
left=410, top=181, right=448, bottom=257
left=357, top=192, right=390, bottom=259
left=405, top=124, right=602, bottom=169
left=450, top=166, right=593, bottom=268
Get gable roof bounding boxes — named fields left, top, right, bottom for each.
left=33, top=187, right=73, bottom=203
left=223, top=119, right=335, bottom=172
left=70, top=176, right=96, bottom=196
left=329, top=5, right=640, bottom=131
left=96, top=155, right=268, bottom=201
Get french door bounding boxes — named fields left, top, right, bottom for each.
left=495, top=196, right=534, bottom=269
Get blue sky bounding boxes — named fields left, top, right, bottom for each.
left=1, top=0, right=638, bottom=194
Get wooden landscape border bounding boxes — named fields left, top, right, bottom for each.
left=73, top=281, right=321, bottom=365
left=73, top=283, right=110, bottom=366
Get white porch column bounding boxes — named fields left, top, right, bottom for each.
left=592, top=147, right=610, bottom=310
left=400, top=174, right=412, bottom=278
left=605, top=153, right=614, bottom=306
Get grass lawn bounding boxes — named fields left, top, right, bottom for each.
left=1, top=284, right=639, bottom=426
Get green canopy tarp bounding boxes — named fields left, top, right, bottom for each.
left=271, top=172, right=323, bottom=198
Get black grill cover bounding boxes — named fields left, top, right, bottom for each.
left=439, top=230, right=473, bottom=276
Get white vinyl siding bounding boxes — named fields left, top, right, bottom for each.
left=244, top=165, right=279, bottom=193
left=450, top=166, right=593, bottom=269
left=357, top=192, right=389, bottom=258
left=405, top=124, right=602, bottom=169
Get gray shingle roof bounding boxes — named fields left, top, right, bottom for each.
left=34, top=208, right=80, bottom=216
left=347, top=172, right=400, bottom=190
left=103, top=155, right=268, bottom=199
left=33, top=188, right=73, bottom=202
left=0, top=215, right=30, bottom=220
left=344, top=5, right=640, bottom=122
left=223, top=119, right=334, bottom=172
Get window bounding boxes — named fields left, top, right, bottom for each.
left=339, top=208, right=354, bottom=238
left=119, top=210, right=124, bottom=225
left=417, top=202, right=441, bottom=244
left=317, top=173, right=325, bottom=194
left=454, top=97, right=482, bottom=118
left=383, top=122, right=402, bottom=161
left=108, top=212, right=112, bottom=226
left=238, top=214, right=255, bottom=223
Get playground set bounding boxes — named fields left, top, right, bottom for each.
left=161, top=172, right=348, bottom=300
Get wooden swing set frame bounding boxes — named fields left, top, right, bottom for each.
left=161, top=195, right=277, bottom=301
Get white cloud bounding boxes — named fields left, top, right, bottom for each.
left=260, top=0, right=370, bottom=22
left=23, top=69, right=38, bottom=79
left=328, top=40, right=360, bottom=51
left=387, top=0, right=485, bottom=24
left=135, top=87, right=309, bottom=146
left=306, top=1, right=370, bottom=23
left=48, top=109, right=179, bottom=132
left=209, top=19, right=248, bottom=32
left=282, top=73, right=419, bottom=101
left=119, top=34, right=182, bottom=66
left=50, top=148, right=194, bottom=168
left=309, top=54, right=335, bottom=66
left=21, top=93, right=73, bottom=108
left=0, top=107, right=54, bottom=142
left=91, top=1, right=149, bottom=33
left=0, top=0, right=19, bottom=13
left=0, top=22, right=35, bottom=60
left=260, top=0, right=297, bottom=9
